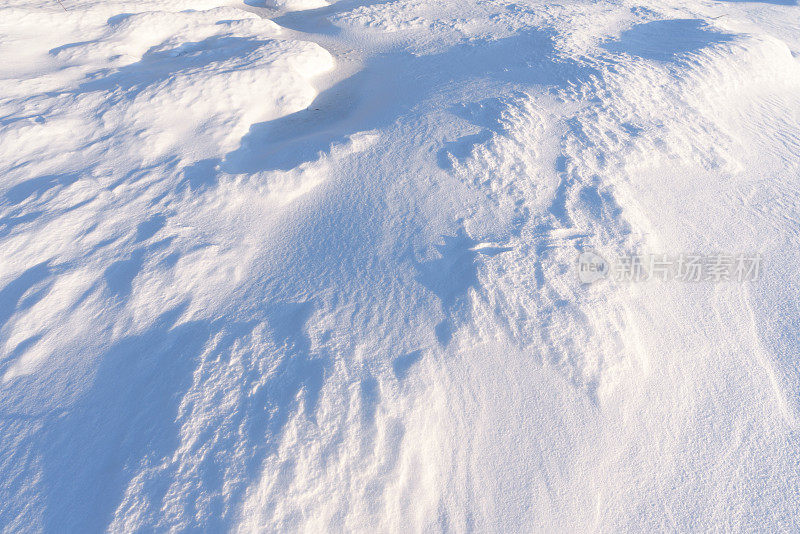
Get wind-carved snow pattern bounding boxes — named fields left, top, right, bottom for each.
left=0, top=5, right=339, bottom=378
left=2, top=0, right=800, bottom=531
left=0, top=3, right=365, bottom=530
left=432, top=12, right=800, bottom=399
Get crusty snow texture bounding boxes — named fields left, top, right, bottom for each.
left=1, top=0, right=799, bottom=531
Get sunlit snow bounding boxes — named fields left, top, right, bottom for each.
left=1, top=0, right=799, bottom=531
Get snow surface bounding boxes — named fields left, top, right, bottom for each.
left=1, top=0, right=799, bottom=531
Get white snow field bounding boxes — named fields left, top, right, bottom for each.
left=1, top=0, right=799, bottom=530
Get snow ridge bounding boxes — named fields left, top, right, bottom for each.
left=1, top=0, right=799, bottom=531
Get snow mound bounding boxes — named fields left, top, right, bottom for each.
left=2, top=0, right=800, bottom=531
left=265, top=0, right=329, bottom=11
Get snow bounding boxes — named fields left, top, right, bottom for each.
left=1, top=0, right=799, bottom=531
